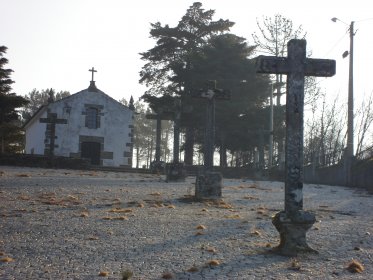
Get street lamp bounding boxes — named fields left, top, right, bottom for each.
left=331, top=17, right=355, bottom=159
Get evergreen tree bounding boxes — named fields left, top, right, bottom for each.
left=0, top=46, right=29, bottom=154
left=190, top=33, right=271, bottom=166
left=139, top=2, right=234, bottom=164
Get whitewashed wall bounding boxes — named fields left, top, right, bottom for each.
left=24, top=88, right=133, bottom=167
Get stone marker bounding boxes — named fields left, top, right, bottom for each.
left=193, top=81, right=230, bottom=199
left=256, top=39, right=336, bottom=255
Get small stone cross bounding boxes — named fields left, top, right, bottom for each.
left=40, top=112, right=68, bottom=157
left=196, top=81, right=230, bottom=171
left=89, top=67, right=97, bottom=82
left=256, top=39, right=336, bottom=255
left=146, top=110, right=174, bottom=163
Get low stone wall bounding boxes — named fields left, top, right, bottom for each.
left=352, top=159, right=373, bottom=192
left=184, top=165, right=255, bottom=179
left=304, top=159, right=373, bottom=192
left=304, top=163, right=346, bottom=186
left=0, top=154, right=90, bottom=169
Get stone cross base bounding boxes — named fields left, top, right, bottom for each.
left=166, top=162, right=187, bottom=182
left=150, top=161, right=166, bottom=174
left=272, top=210, right=317, bottom=256
left=195, top=171, right=222, bottom=200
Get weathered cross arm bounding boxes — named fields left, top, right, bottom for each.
left=256, top=56, right=289, bottom=75
left=40, top=118, right=67, bottom=124
left=145, top=112, right=175, bottom=121
left=256, top=55, right=336, bottom=77
left=192, top=88, right=231, bottom=100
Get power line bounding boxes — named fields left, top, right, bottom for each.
left=324, top=29, right=349, bottom=57
left=356, top=17, right=373, bottom=23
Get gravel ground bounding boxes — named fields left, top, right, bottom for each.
left=0, top=166, right=372, bottom=280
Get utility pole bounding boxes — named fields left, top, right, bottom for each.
left=331, top=17, right=355, bottom=186
left=269, top=83, right=274, bottom=168
left=347, top=21, right=354, bottom=159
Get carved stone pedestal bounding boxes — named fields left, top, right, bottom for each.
left=195, top=171, right=222, bottom=200
left=166, top=162, right=187, bottom=182
left=272, top=210, right=317, bottom=256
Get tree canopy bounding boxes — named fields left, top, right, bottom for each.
left=22, top=88, right=70, bottom=121
left=139, top=2, right=272, bottom=165
left=0, top=46, right=29, bottom=153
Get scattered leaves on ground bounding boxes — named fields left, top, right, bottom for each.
left=1, top=257, right=14, bottom=262
left=207, top=259, right=220, bottom=266
left=16, top=174, right=30, bottom=177
left=250, top=230, right=262, bottom=237
left=224, top=214, right=241, bottom=219
left=98, top=271, right=109, bottom=276
left=150, top=192, right=161, bottom=196
left=196, top=224, right=206, bottom=230
left=187, top=265, right=199, bottom=272
left=108, top=208, right=133, bottom=213
left=347, top=259, right=364, bottom=273
left=206, top=246, right=217, bottom=253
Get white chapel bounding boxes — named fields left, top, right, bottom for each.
left=24, top=70, right=134, bottom=167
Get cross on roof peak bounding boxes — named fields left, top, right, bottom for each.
left=89, top=67, right=97, bottom=82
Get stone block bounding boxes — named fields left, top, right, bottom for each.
left=166, top=162, right=187, bottom=182
left=195, top=171, right=222, bottom=200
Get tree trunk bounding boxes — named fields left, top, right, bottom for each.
left=1, top=135, right=4, bottom=154
left=184, top=126, right=195, bottom=165
left=219, top=133, right=227, bottom=167
left=136, top=146, right=140, bottom=168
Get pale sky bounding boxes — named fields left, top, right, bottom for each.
left=1, top=0, right=373, bottom=107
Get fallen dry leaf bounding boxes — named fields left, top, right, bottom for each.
left=347, top=259, right=364, bottom=273
left=224, top=214, right=241, bottom=219
left=1, top=257, right=14, bottom=262
left=16, top=174, right=30, bottom=177
left=207, top=259, right=220, bottom=266
left=187, top=266, right=199, bottom=272
left=98, top=271, right=109, bottom=276
left=150, top=192, right=161, bottom=196
left=108, top=208, right=133, bottom=213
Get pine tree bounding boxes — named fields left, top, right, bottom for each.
left=0, top=46, right=29, bottom=154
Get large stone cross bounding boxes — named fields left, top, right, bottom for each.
left=40, top=111, right=67, bottom=157
left=256, top=39, right=336, bottom=255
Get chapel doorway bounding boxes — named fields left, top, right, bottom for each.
left=81, top=141, right=101, bottom=165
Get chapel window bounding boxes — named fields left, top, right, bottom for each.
left=86, top=107, right=99, bottom=129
